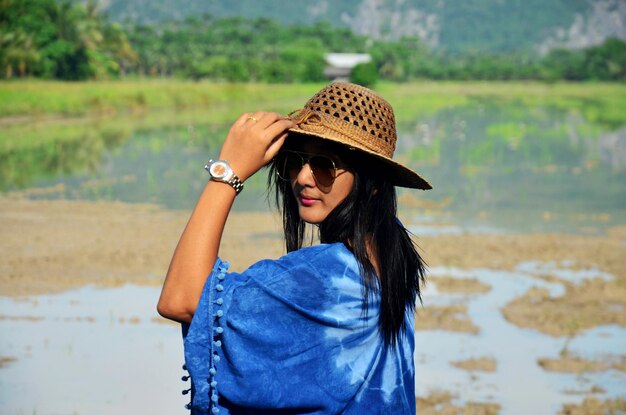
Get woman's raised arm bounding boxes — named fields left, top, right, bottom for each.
left=157, top=112, right=295, bottom=323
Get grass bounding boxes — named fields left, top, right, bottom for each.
left=0, top=79, right=324, bottom=117
left=2, top=79, right=625, bottom=168
left=2, top=79, right=626, bottom=122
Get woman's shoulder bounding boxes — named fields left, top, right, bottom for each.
left=237, top=242, right=359, bottom=288
left=286, top=242, right=355, bottom=264
left=260, top=242, right=356, bottom=273
left=225, top=242, right=363, bottom=316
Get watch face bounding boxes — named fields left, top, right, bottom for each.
left=210, top=162, right=227, bottom=178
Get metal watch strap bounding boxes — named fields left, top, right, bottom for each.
left=226, top=174, right=244, bottom=194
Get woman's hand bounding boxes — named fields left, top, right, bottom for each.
left=218, top=112, right=296, bottom=182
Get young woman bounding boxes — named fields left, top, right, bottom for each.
left=158, top=82, right=432, bottom=415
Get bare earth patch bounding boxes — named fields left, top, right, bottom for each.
left=1, top=197, right=625, bottom=339
left=562, top=385, right=606, bottom=396
left=415, top=304, right=479, bottom=334
left=538, top=356, right=626, bottom=374
left=429, top=276, right=491, bottom=294
left=0, top=356, right=17, bottom=368
left=501, top=279, right=626, bottom=337
left=559, top=397, right=626, bottom=415
left=451, top=357, right=497, bottom=372
left=421, top=232, right=625, bottom=283
left=416, top=391, right=500, bottom=415
left=0, top=315, right=44, bottom=322
left=0, top=196, right=283, bottom=296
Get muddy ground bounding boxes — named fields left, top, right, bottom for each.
left=416, top=391, right=501, bottom=415
left=2, top=194, right=624, bottom=336
left=558, top=397, right=626, bottom=415
left=2, top=196, right=623, bottom=291
left=450, top=357, right=497, bottom=373
left=1, top=196, right=625, bottom=414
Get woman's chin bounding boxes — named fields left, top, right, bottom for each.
left=298, top=207, right=326, bottom=225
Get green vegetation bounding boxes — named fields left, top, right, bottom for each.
left=2, top=1, right=625, bottom=82
left=1, top=81, right=624, bottom=224
left=3, top=81, right=625, bottom=160
left=101, top=0, right=589, bottom=55
left=0, top=0, right=136, bottom=79
left=350, top=62, right=379, bottom=87
left=2, top=81, right=626, bottom=124
left=126, top=17, right=359, bottom=82
left=0, top=80, right=324, bottom=116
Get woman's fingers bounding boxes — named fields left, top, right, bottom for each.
left=262, top=118, right=295, bottom=154
left=248, top=111, right=285, bottom=129
left=239, top=112, right=294, bottom=147
left=234, top=112, right=256, bottom=127
left=266, top=131, right=288, bottom=158
left=219, top=112, right=295, bottom=181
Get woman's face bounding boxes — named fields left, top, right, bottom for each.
left=281, top=138, right=355, bottom=224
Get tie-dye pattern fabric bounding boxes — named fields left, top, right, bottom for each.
left=182, top=242, right=415, bottom=415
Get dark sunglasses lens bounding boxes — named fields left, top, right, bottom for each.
left=310, top=156, right=335, bottom=186
left=276, top=152, right=302, bottom=180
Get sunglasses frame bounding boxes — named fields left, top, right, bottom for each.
left=275, top=150, right=338, bottom=187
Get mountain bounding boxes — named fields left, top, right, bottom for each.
left=99, top=0, right=626, bottom=54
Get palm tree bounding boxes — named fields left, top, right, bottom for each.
left=0, top=30, right=40, bottom=78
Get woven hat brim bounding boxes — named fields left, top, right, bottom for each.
left=287, top=127, right=433, bottom=190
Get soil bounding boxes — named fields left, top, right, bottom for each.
left=1, top=196, right=625, bottom=341
left=414, top=304, right=480, bottom=334
left=0, top=196, right=283, bottom=296
left=416, top=391, right=500, bottom=415
left=0, top=356, right=17, bottom=368
left=428, top=276, right=491, bottom=294
left=501, top=280, right=626, bottom=337
left=451, top=357, right=497, bottom=372
left=558, top=397, right=626, bottom=415
left=538, top=356, right=626, bottom=374
left=2, top=196, right=624, bottom=414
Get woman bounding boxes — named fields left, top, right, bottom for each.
left=158, top=82, right=432, bottom=414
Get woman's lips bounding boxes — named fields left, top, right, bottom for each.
left=299, top=195, right=317, bottom=206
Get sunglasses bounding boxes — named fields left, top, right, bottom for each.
left=275, top=150, right=337, bottom=187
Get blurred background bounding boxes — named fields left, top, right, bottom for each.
left=1, top=1, right=625, bottom=414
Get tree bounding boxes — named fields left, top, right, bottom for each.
left=102, top=23, right=138, bottom=77
left=0, top=30, right=40, bottom=77
left=0, top=0, right=137, bottom=79
left=583, top=38, right=626, bottom=81
left=540, top=48, right=585, bottom=81
left=351, top=62, right=379, bottom=87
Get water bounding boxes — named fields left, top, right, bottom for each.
left=3, top=101, right=625, bottom=234
left=0, top=286, right=188, bottom=414
left=415, top=266, right=625, bottom=415
left=1, top=266, right=623, bottom=414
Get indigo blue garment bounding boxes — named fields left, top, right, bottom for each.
left=182, top=242, right=416, bottom=415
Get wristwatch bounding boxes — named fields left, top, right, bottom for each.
left=205, top=159, right=244, bottom=195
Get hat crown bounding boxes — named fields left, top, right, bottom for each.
left=296, top=82, right=397, bottom=158
left=288, top=82, right=432, bottom=190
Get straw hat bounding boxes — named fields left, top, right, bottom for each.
left=288, top=82, right=432, bottom=190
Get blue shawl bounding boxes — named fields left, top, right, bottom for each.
left=182, top=242, right=416, bottom=414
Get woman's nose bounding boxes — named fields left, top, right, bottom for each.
left=295, top=162, right=316, bottom=187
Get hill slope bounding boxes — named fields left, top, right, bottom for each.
left=100, top=0, right=626, bottom=54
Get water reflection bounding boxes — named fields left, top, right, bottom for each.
left=416, top=266, right=626, bottom=415
left=1, top=267, right=623, bottom=415
left=0, top=286, right=187, bottom=414
left=399, top=103, right=626, bottom=232
left=0, top=123, right=131, bottom=190
left=1, top=101, right=625, bottom=232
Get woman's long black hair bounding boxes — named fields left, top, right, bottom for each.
left=268, top=139, right=427, bottom=347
